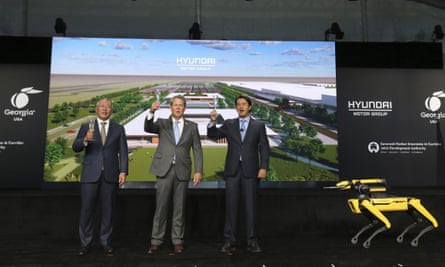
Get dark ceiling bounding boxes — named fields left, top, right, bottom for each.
left=410, top=0, right=445, bottom=10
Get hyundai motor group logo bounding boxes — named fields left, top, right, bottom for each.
left=421, top=90, right=445, bottom=124
left=347, top=99, right=392, bottom=117
left=3, top=86, right=42, bottom=121
left=176, top=57, right=216, bottom=71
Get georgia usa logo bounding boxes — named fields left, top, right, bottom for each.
left=4, top=87, right=42, bottom=121
left=421, top=90, right=445, bottom=124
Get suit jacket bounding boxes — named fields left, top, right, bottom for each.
left=208, top=116, right=270, bottom=178
left=145, top=116, right=203, bottom=181
left=72, top=120, right=129, bottom=183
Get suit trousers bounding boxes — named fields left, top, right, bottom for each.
left=224, top=161, right=258, bottom=244
left=79, top=173, right=118, bottom=247
left=151, top=166, right=188, bottom=246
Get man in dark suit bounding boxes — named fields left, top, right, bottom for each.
left=72, top=98, right=128, bottom=256
left=207, top=95, right=270, bottom=253
left=145, top=95, right=203, bottom=254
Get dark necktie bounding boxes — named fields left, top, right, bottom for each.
left=240, top=119, right=246, bottom=141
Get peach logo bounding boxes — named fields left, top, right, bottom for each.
left=425, top=90, right=445, bottom=112
left=10, top=87, right=42, bottom=109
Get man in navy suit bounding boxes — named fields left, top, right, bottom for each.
left=72, top=98, right=128, bottom=256
left=207, top=95, right=270, bottom=253
left=145, top=95, right=203, bottom=254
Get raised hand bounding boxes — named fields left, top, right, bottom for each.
left=210, top=109, right=218, bottom=121
left=150, top=101, right=161, bottom=113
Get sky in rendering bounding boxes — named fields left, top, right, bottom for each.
left=51, top=37, right=336, bottom=78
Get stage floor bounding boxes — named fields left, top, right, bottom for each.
left=0, top=234, right=442, bottom=267
left=1, top=188, right=444, bottom=266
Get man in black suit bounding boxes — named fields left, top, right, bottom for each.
left=207, top=95, right=270, bottom=253
left=145, top=95, right=203, bottom=254
left=72, top=98, right=128, bottom=256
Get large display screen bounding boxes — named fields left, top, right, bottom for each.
left=44, top=37, right=338, bottom=188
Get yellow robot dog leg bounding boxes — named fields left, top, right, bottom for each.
left=348, top=199, right=376, bottom=245
left=399, top=198, right=438, bottom=247
left=348, top=198, right=386, bottom=247
left=351, top=220, right=378, bottom=246
left=359, top=199, right=391, bottom=248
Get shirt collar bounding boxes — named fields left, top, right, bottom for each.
left=98, top=118, right=110, bottom=124
left=172, top=117, right=184, bottom=124
left=239, top=116, right=250, bottom=123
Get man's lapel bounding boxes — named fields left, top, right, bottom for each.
left=167, top=117, right=176, bottom=144
left=178, top=120, right=191, bottom=145
left=234, top=119, right=243, bottom=143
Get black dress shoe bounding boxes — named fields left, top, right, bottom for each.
left=174, top=244, right=184, bottom=254
left=247, top=241, right=262, bottom=253
left=79, top=246, right=90, bottom=256
left=103, top=245, right=113, bottom=255
left=147, top=244, right=160, bottom=254
left=221, top=241, right=236, bottom=252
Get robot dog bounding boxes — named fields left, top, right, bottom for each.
left=328, top=178, right=438, bottom=248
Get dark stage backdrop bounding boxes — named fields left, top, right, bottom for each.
left=336, top=42, right=444, bottom=187
left=337, top=68, right=445, bottom=186
left=0, top=37, right=51, bottom=188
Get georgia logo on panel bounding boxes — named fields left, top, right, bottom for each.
left=425, top=90, right=445, bottom=112
left=420, top=90, right=445, bottom=124
left=3, top=86, right=42, bottom=121
left=10, top=87, right=42, bottom=109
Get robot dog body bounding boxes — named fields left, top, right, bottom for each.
left=332, top=178, right=438, bottom=248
